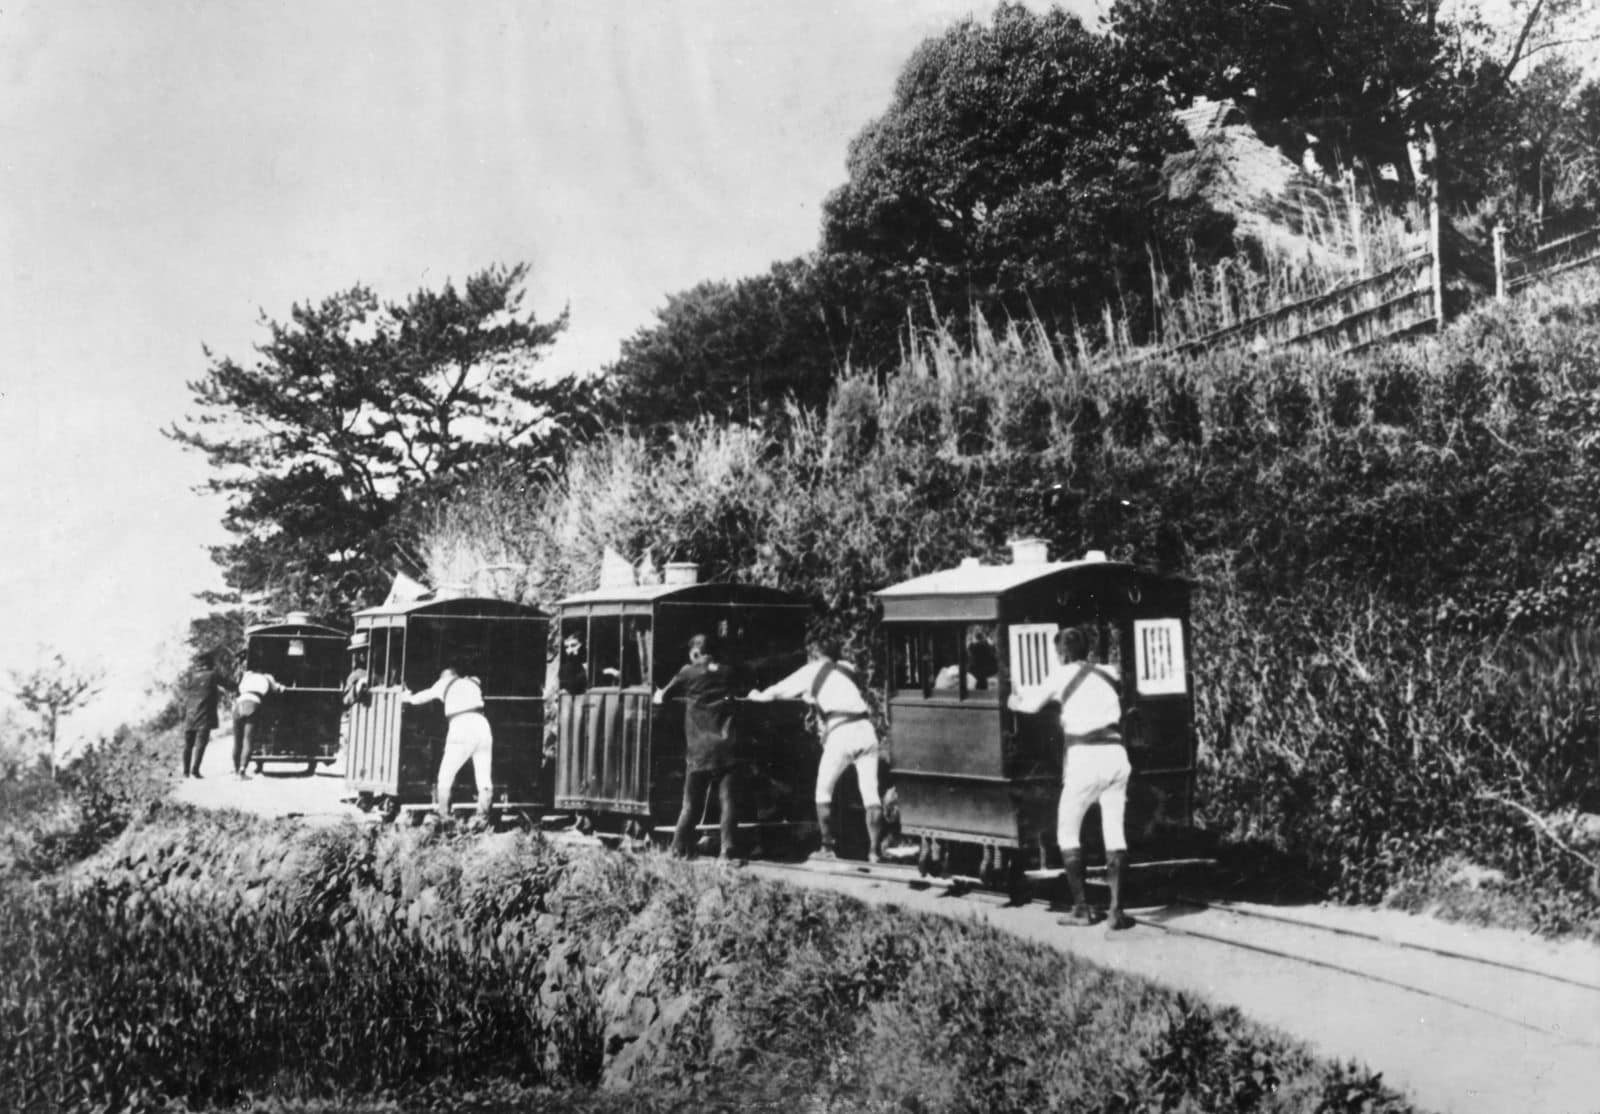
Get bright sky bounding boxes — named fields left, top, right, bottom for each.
left=0, top=0, right=1102, bottom=748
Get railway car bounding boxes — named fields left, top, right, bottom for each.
left=240, top=613, right=348, bottom=774
left=873, top=539, right=1197, bottom=892
left=345, top=590, right=550, bottom=823
left=551, top=563, right=816, bottom=851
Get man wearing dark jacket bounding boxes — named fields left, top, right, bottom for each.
left=179, top=650, right=234, bottom=778
left=654, top=632, right=747, bottom=862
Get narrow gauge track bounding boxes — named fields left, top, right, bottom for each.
left=743, top=853, right=1600, bottom=1052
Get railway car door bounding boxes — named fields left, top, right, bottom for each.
left=1121, top=614, right=1195, bottom=853
left=554, top=611, right=652, bottom=817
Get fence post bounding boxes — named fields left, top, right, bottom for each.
left=1424, top=125, right=1444, bottom=331
left=1492, top=223, right=1506, bottom=302
left=1346, top=168, right=1366, bottom=277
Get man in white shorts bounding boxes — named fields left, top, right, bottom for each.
left=747, top=638, right=885, bottom=863
left=1008, top=627, right=1135, bottom=930
left=405, top=661, right=494, bottom=827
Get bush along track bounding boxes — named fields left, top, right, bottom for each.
left=0, top=812, right=1419, bottom=1113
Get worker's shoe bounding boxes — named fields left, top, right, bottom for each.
left=1106, top=910, right=1136, bottom=931
left=807, top=845, right=838, bottom=863
left=1057, top=905, right=1101, bottom=927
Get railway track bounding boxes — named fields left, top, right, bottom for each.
left=740, top=852, right=1600, bottom=1054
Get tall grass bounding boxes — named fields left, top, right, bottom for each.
left=0, top=813, right=1420, bottom=1113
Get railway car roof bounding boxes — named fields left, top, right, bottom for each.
left=245, top=620, right=348, bottom=638
left=875, top=558, right=1160, bottom=599
left=555, top=582, right=808, bottom=608
left=351, top=596, right=548, bottom=621
left=875, top=558, right=1187, bottom=622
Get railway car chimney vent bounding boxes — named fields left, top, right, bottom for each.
left=959, top=557, right=982, bottom=569
left=1083, top=549, right=1108, bottom=563
left=1007, top=537, right=1049, bottom=565
left=284, top=610, right=311, bottom=625
left=664, top=562, right=700, bottom=586
left=436, top=583, right=469, bottom=600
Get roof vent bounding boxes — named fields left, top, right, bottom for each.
left=284, top=610, right=311, bottom=625
left=664, top=562, right=700, bottom=586
left=435, top=583, right=469, bottom=600
left=959, top=556, right=982, bottom=569
left=1083, top=549, right=1109, bottom=563
left=1007, top=537, right=1049, bottom=565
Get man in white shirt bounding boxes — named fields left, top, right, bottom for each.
left=1008, top=628, right=1134, bottom=930
left=747, top=638, right=885, bottom=863
left=405, top=662, right=493, bottom=825
left=233, top=667, right=284, bottom=779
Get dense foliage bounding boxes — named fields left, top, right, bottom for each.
left=0, top=814, right=1418, bottom=1113
left=0, top=724, right=171, bottom=880
left=167, top=263, right=604, bottom=622
left=605, top=4, right=1235, bottom=429
left=428, top=269, right=1600, bottom=932
left=820, top=3, right=1233, bottom=342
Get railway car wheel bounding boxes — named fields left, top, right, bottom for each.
left=930, top=839, right=947, bottom=877
left=305, top=761, right=318, bottom=777
left=378, top=796, right=401, bottom=825
left=917, top=837, right=933, bottom=877
left=254, top=762, right=264, bottom=776
left=575, top=814, right=595, bottom=835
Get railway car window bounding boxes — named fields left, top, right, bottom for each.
left=380, top=627, right=406, bottom=688
left=654, top=616, right=696, bottom=683
left=1008, top=623, right=1059, bottom=689
left=739, top=609, right=808, bottom=688
left=403, top=619, right=445, bottom=689
left=964, top=624, right=1000, bottom=699
left=405, top=618, right=494, bottom=691
left=589, top=616, right=623, bottom=687
left=298, top=639, right=346, bottom=689
left=621, top=616, right=651, bottom=687
left=1133, top=618, right=1186, bottom=695
left=558, top=619, right=590, bottom=692
left=891, top=625, right=965, bottom=698
left=481, top=619, right=544, bottom=698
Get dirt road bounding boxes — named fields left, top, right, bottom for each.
left=172, top=739, right=1600, bottom=1114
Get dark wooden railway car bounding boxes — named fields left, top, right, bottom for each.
left=873, top=540, right=1197, bottom=887
left=241, top=613, right=347, bottom=774
left=552, top=565, right=814, bottom=846
left=345, top=592, right=549, bottom=822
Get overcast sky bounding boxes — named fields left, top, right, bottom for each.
left=1, top=0, right=1108, bottom=746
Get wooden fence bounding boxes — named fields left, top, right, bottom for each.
left=1127, top=250, right=1437, bottom=367
left=1133, top=214, right=1600, bottom=368
left=1498, top=222, right=1600, bottom=298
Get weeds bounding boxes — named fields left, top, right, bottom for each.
left=0, top=814, right=1424, bottom=1113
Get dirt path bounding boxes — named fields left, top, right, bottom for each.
left=745, top=860, right=1600, bottom=1114
left=168, top=725, right=366, bottom=825
left=171, top=742, right=1600, bottom=1114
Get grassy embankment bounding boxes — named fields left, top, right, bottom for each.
left=425, top=268, right=1600, bottom=937
left=1, top=811, right=1416, bottom=1113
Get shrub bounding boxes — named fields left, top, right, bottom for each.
left=1, top=815, right=1424, bottom=1113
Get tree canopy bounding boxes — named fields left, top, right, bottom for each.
left=820, top=2, right=1232, bottom=341
left=168, top=263, right=603, bottom=618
